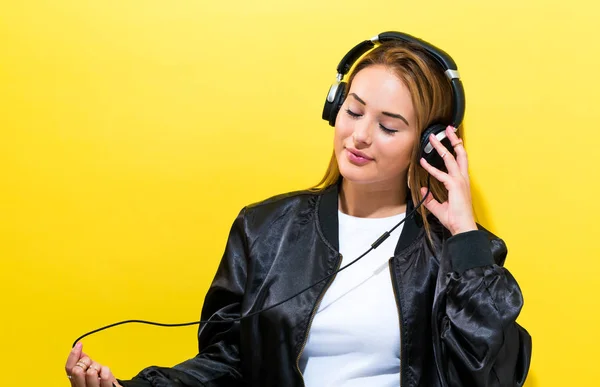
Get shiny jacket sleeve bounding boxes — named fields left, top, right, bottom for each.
left=118, top=208, right=249, bottom=387
left=432, top=229, right=532, bottom=387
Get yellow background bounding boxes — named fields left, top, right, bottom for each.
left=2, top=1, right=598, bottom=385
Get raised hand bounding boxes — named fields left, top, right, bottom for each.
left=419, top=126, right=477, bottom=236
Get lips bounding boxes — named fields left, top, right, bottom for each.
left=347, top=148, right=373, bottom=160
left=345, top=148, right=374, bottom=166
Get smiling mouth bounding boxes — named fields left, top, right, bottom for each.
left=347, top=148, right=373, bottom=160
left=346, top=148, right=374, bottom=165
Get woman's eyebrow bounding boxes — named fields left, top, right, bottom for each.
left=348, top=93, right=409, bottom=126
left=382, top=111, right=409, bottom=126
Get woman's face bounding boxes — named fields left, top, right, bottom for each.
left=334, top=65, right=417, bottom=189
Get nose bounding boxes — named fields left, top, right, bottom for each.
left=352, top=118, right=372, bottom=146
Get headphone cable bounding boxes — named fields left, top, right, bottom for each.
left=72, top=177, right=431, bottom=348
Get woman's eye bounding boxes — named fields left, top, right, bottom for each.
left=379, top=124, right=398, bottom=134
left=345, top=109, right=361, bottom=118
left=345, top=108, right=398, bottom=134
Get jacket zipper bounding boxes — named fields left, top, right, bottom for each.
left=389, top=258, right=404, bottom=387
left=295, top=253, right=343, bottom=386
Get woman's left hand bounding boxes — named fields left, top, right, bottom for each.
left=419, top=126, right=477, bottom=236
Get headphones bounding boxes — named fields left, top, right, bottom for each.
left=322, top=31, right=466, bottom=171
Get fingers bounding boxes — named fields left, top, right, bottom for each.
left=66, top=342, right=83, bottom=385
left=66, top=344, right=116, bottom=387
left=445, top=126, right=469, bottom=178
left=99, top=366, right=117, bottom=387
left=71, top=355, right=92, bottom=387
left=86, top=361, right=102, bottom=387
left=420, top=187, right=444, bottom=220
left=420, top=154, right=450, bottom=185
left=427, top=127, right=460, bottom=176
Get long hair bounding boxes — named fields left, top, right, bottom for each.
left=311, top=40, right=461, bottom=241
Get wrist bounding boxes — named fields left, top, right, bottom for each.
left=451, top=222, right=477, bottom=236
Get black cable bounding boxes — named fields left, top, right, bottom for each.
left=72, top=177, right=431, bottom=348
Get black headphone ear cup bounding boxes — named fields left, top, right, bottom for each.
left=322, top=82, right=347, bottom=127
left=420, top=124, right=453, bottom=172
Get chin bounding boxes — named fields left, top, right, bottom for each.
left=338, top=163, right=376, bottom=184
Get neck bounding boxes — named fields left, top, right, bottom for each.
left=338, top=178, right=408, bottom=218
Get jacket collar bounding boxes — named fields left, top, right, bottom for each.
left=317, top=178, right=423, bottom=256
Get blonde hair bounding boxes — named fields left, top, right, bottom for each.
left=311, top=40, right=462, bottom=241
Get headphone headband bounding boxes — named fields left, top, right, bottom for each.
left=378, top=32, right=458, bottom=73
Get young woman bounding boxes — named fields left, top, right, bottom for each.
left=65, top=32, right=531, bottom=387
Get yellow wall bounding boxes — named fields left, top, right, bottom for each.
left=2, top=1, right=598, bottom=385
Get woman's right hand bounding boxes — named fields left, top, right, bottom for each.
left=65, top=342, right=122, bottom=387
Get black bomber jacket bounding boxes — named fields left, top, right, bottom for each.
left=119, top=182, right=532, bottom=387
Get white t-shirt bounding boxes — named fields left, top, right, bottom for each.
left=299, top=210, right=405, bottom=387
